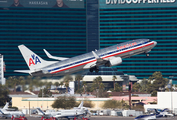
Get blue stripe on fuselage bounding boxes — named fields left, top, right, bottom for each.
left=48, top=41, right=150, bottom=73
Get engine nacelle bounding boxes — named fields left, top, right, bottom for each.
left=107, top=57, right=122, bottom=67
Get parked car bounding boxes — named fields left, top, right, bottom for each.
left=40, top=116, right=57, bottom=120
left=99, top=111, right=103, bottom=116
left=11, top=115, right=27, bottom=120
left=74, top=116, right=89, bottom=120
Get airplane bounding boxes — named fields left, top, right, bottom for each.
left=36, top=101, right=87, bottom=119
left=14, top=39, right=157, bottom=77
left=36, top=107, right=60, bottom=118
left=134, top=108, right=173, bottom=120
left=0, top=109, right=25, bottom=119
left=0, top=102, right=18, bottom=111
left=0, top=102, right=9, bottom=117
left=155, top=108, right=174, bottom=118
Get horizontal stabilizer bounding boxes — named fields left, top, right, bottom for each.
left=0, top=110, right=4, bottom=115
left=14, top=70, right=31, bottom=74
left=43, top=49, right=69, bottom=61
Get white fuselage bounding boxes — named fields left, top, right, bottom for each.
left=0, top=110, right=24, bottom=118
left=33, top=39, right=156, bottom=77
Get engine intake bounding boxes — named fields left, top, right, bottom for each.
left=105, top=57, right=122, bottom=67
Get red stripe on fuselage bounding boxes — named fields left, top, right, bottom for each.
left=103, top=42, right=154, bottom=59
left=51, top=42, right=154, bottom=74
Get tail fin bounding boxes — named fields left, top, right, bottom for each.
left=2, top=102, right=9, bottom=110
left=78, top=101, right=83, bottom=109
left=36, top=108, right=45, bottom=115
left=18, top=45, right=57, bottom=72
left=154, top=109, right=160, bottom=114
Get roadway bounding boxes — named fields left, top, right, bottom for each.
left=0, top=116, right=176, bottom=120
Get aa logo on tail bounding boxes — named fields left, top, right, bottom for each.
left=29, top=54, right=41, bottom=66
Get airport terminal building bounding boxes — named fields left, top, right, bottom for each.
left=0, top=0, right=177, bottom=79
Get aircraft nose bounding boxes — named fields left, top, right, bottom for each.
left=153, top=41, right=157, bottom=46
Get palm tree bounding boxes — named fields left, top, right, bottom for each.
left=82, top=81, right=87, bottom=94
left=54, top=82, right=60, bottom=90
left=75, top=74, right=83, bottom=92
left=60, top=81, right=64, bottom=87
left=6, top=76, right=14, bottom=89
left=112, top=75, right=117, bottom=91
left=91, top=76, right=103, bottom=93
left=29, top=82, right=34, bottom=92
left=11, top=76, right=20, bottom=92
left=47, top=82, right=53, bottom=89
left=93, top=76, right=102, bottom=87
left=26, top=75, right=33, bottom=85
left=32, top=79, right=39, bottom=91
left=19, top=76, right=25, bottom=92
left=100, top=83, right=105, bottom=90
left=63, top=75, right=73, bottom=93
left=38, top=81, right=44, bottom=88
left=99, top=83, right=105, bottom=97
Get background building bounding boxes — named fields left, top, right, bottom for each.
left=0, top=0, right=176, bottom=79
left=144, top=92, right=177, bottom=113
left=83, top=67, right=138, bottom=90
left=0, top=55, right=5, bottom=85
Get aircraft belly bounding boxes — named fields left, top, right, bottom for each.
left=54, top=64, right=85, bottom=76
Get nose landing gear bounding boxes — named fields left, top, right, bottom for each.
left=89, top=66, right=99, bottom=73
left=146, top=53, right=149, bottom=57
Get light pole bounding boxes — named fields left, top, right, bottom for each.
left=41, top=86, right=45, bottom=110
left=96, top=89, right=99, bottom=113
left=42, top=88, right=43, bottom=110
left=169, top=76, right=174, bottom=113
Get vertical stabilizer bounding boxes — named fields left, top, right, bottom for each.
left=78, top=101, right=83, bottom=109
left=18, top=45, right=57, bottom=72
left=154, top=109, right=160, bottom=114
left=2, top=102, right=9, bottom=110
left=36, top=108, right=45, bottom=115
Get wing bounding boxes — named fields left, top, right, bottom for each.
left=83, top=51, right=122, bottom=69
left=83, top=51, right=108, bottom=69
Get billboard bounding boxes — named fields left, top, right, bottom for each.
left=0, top=0, right=84, bottom=8
left=100, top=0, right=177, bottom=8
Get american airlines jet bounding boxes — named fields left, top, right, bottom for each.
left=15, top=39, right=157, bottom=77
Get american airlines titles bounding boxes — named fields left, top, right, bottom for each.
left=117, top=42, right=137, bottom=50
left=106, top=0, right=175, bottom=5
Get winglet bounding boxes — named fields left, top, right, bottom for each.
left=43, top=49, right=69, bottom=61
left=43, top=49, right=53, bottom=58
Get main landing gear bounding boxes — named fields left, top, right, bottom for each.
left=89, top=66, right=99, bottom=73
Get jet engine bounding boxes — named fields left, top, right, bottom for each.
left=105, top=57, right=122, bottom=67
